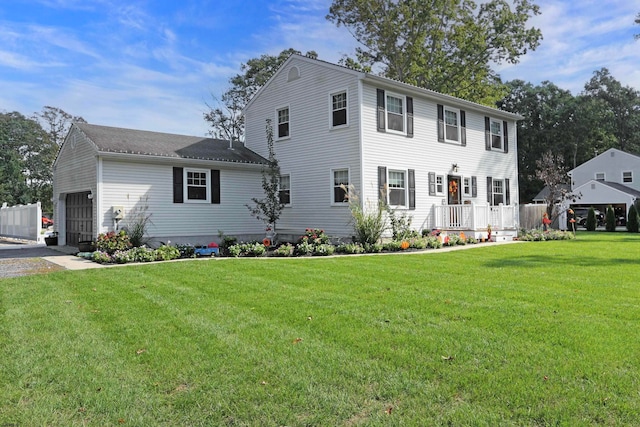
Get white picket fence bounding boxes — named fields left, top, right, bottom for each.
left=0, top=202, right=43, bottom=242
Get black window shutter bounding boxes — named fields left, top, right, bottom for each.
left=378, top=166, right=388, bottom=203
left=406, top=97, right=414, bottom=138
left=460, top=110, right=467, bottom=146
left=487, top=176, right=493, bottom=205
left=471, top=176, right=477, bottom=198
left=211, top=169, right=220, bottom=204
left=173, top=167, right=183, bottom=203
left=505, top=178, right=510, bottom=205
left=428, top=172, right=436, bottom=196
left=408, top=169, right=415, bottom=209
left=437, top=104, right=444, bottom=142
left=503, top=121, right=509, bottom=153
left=485, top=117, right=491, bottom=150
left=377, top=89, right=386, bottom=132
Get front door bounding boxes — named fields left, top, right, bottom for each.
left=448, top=175, right=461, bottom=205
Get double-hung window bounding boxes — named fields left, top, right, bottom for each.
left=490, top=119, right=503, bottom=150
left=279, top=174, right=291, bottom=205
left=186, top=169, right=209, bottom=202
left=595, top=172, right=605, bottom=181
left=445, top=108, right=459, bottom=142
left=388, top=170, right=406, bottom=206
left=386, top=94, right=405, bottom=132
left=277, top=107, right=290, bottom=139
left=331, top=91, right=347, bottom=127
left=492, top=179, right=504, bottom=205
left=623, top=171, right=633, bottom=183
left=332, top=169, right=349, bottom=203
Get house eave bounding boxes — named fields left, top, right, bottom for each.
left=97, top=151, right=267, bottom=170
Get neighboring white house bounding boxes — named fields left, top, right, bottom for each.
left=244, top=54, right=523, bottom=240
left=52, top=123, right=268, bottom=246
left=564, top=148, right=640, bottom=223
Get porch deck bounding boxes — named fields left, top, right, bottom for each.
left=433, top=204, right=518, bottom=240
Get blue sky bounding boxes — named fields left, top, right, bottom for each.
left=1, top=0, right=638, bottom=136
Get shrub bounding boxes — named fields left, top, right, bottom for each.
left=123, top=196, right=152, bottom=247
left=272, top=243, right=295, bottom=257
left=387, top=208, right=418, bottom=241
left=155, top=245, right=180, bottom=261
left=383, top=240, right=403, bottom=251
left=95, top=231, right=132, bottom=254
left=219, top=236, right=238, bottom=256
left=313, top=244, right=335, bottom=256
left=91, top=251, right=112, bottom=263
left=175, top=244, right=195, bottom=258
left=627, top=204, right=639, bottom=233
left=227, top=242, right=267, bottom=257
left=586, top=207, right=597, bottom=231
left=295, top=240, right=314, bottom=256
left=363, top=243, right=383, bottom=253
left=605, top=205, right=616, bottom=232
left=409, top=238, right=426, bottom=250
left=336, top=242, right=365, bottom=254
left=341, top=184, right=386, bottom=246
left=298, top=228, right=330, bottom=246
left=112, top=250, right=134, bottom=264
left=130, top=246, right=156, bottom=262
left=426, top=236, right=443, bottom=249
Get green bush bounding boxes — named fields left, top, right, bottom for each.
left=272, top=243, right=295, bottom=257
left=95, top=231, right=131, bottom=254
left=336, top=242, right=366, bottom=254
left=627, top=204, right=639, bottom=233
left=605, top=205, right=616, bottom=232
left=586, top=207, right=597, bottom=231
left=155, top=245, right=180, bottom=261
left=91, top=251, right=112, bottom=263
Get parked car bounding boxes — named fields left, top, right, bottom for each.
left=42, top=215, right=54, bottom=228
left=573, top=207, right=603, bottom=227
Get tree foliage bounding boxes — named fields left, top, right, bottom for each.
left=246, top=119, right=285, bottom=232
left=605, top=205, right=616, bottom=232
left=534, top=151, right=577, bottom=222
left=204, top=48, right=317, bottom=142
left=326, top=0, right=542, bottom=105
left=627, top=204, right=639, bottom=233
left=37, top=106, right=86, bottom=147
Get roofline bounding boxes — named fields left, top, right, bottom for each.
left=244, top=53, right=523, bottom=120
left=569, top=147, right=640, bottom=173
left=97, top=151, right=267, bottom=169
left=53, top=123, right=99, bottom=168
left=573, top=179, right=640, bottom=199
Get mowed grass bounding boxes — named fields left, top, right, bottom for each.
left=1, top=233, right=639, bottom=426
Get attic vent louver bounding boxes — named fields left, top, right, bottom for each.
left=611, top=151, right=615, bottom=157
left=287, top=66, right=300, bottom=82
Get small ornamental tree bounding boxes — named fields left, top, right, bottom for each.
left=246, top=119, right=285, bottom=236
left=585, top=207, right=597, bottom=231
left=627, top=204, right=639, bottom=232
left=605, top=205, right=616, bottom=232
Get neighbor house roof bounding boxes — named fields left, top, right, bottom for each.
left=532, top=184, right=571, bottom=203
left=72, top=123, right=268, bottom=165
left=598, top=181, right=640, bottom=198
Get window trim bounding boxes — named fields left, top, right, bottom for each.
left=595, top=172, right=605, bottom=181
left=435, top=175, right=445, bottom=196
left=330, top=89, right=349, bottom=129
left=279, top=173, right=291, bottom=206
left=275, top=105, right=291, bottom=140
left=387, top=168, right=408, bottom=208
left=492, top=178, right=505, bottom=205
left=623, top=171, right=633, bottom=183
left=331, top=168, right=350, bottom=205
left=463, top=177, right=471, bottom=196
left=444, top=106, right=461, bottom=144
left=184, top=168, right=210, bottom=204
left=489, top=117, right=503, bottom=150
left=385, top=91, right=406, bottom=135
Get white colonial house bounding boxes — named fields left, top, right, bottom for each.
left=565, top=148, right=640, bottom=222
left=52, top=123, right=268, bottom=246
left=244, top=54, right=522, bottom=241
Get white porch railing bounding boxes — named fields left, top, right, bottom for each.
left=433, top=204, right=517, bottom=232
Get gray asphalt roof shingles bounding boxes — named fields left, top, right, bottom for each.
left=75, top=123, right=268, bottom=165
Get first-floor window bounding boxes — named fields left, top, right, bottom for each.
left=463, top=177, right=470, bottom=196
left=279, top=174, right=291, bottom=205
left=186, top=169, right=208, bottom=201
left=388, top=170, right=406, bottom=206
left=332, top=169, right=349, bottom=203
left=492, top=179, right=504, bottom=205
left=436, top=175, right=444, bottom=194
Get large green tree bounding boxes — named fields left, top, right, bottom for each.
left=326, top=0, right=542, bottom=105
left=205, top=48, right=317, bottom=142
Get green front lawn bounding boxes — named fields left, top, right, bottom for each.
left=1, top=233, right=639, bottom=425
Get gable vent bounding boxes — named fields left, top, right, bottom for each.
left=287, top=66, right=300, bottom=82
left=611, top=151, right=615, bottom=157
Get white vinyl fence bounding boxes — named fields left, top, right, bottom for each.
left=0, top=202, right=43, bottom=242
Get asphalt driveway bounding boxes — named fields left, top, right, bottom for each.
left=0, top=239, right=83, bottom=278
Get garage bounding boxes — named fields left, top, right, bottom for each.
left=65, top=192, right=93, bottom=246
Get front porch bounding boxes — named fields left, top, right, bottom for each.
left=433, top=204, right=518, bottom=241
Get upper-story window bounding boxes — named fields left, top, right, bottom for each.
left=376, top=89, right=413, bottom=137
left=490, top=119, right=503, bottom=150
left=485, top=117, right=509, bottom=153
left=277, top=107, right=290, bottom=139
left=437, top=105, right=466, bottom=145
left=331, top=91, right=348, bottom=127
left=386, top=94, right=404, bottom=132
left=595, top=172, right=605, bottom=181
left=623, top=171, right=633, bottom=183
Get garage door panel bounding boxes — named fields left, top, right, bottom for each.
left=66, top=192, right=93, bottom=246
